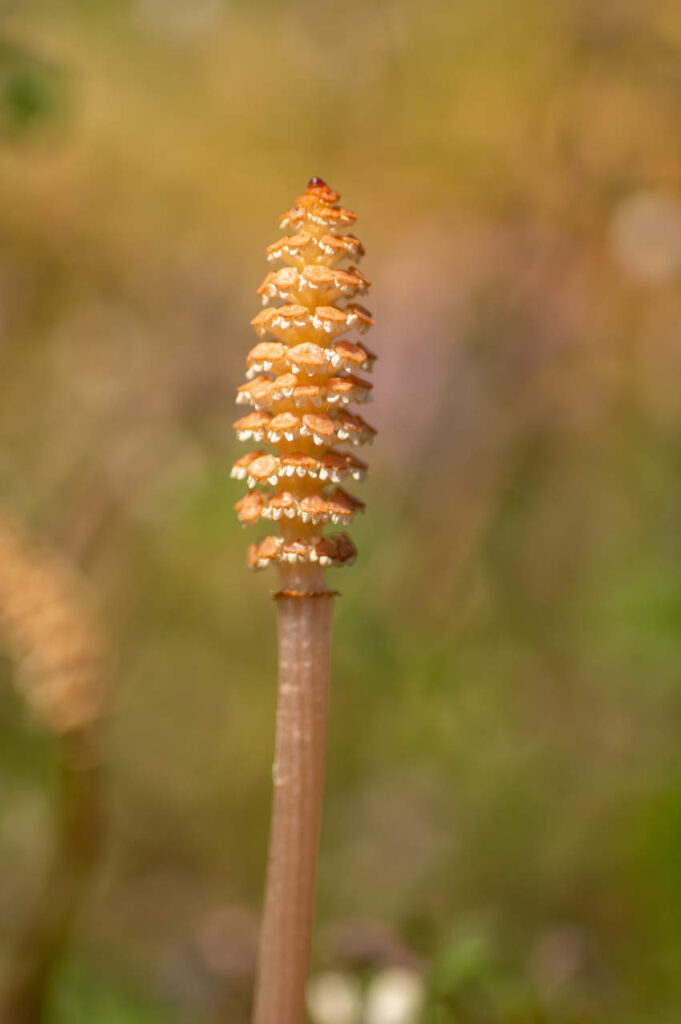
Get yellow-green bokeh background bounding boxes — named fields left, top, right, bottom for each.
left=1, top=1, right=681, bottom=1021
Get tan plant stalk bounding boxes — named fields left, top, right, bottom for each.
left=233, top=178, right=375, bottom=1024
left=0, top=517, right=106, bottom=1023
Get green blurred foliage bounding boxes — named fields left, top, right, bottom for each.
left=0, top=39, right=67, bottom=137
left=0, top=0, right=680, bottom=1020
left=51, top=957, right=186, bottom=1024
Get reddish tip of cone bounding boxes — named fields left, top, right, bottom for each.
left=307, top=176, right=327, bottom=188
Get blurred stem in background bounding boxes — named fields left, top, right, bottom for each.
left=2, top=728, right=104, bottom=1024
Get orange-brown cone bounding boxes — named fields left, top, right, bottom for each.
left=233, top=179, right=375, bottom=570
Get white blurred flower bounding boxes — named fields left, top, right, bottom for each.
left=610, top=191, right=681, bottom=284
left=365, top=968, right=425, bottom=1024
left=307, top=972, right=364, bottom=1024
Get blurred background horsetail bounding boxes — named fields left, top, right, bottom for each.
left=0, top=516, right=106, bottom=1023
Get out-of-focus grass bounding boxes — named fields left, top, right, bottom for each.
left=0, top=0, right=680, bottom=1020
left=50, top=957, right=189, bottom=1024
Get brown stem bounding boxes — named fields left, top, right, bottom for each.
left=253, top=572, right=334, bottom=1024
left=2, top=726, right=104, bottom=1024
